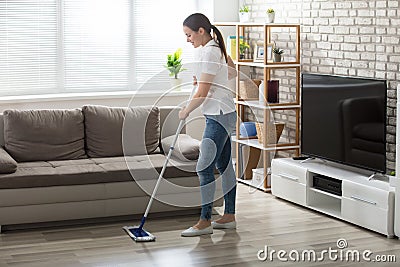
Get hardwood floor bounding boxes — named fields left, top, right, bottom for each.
left=1, top=183, right=399, bottom=267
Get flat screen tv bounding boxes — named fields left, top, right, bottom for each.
left=301, top=73, right=387, bottom=173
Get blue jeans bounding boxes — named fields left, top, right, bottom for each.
left=197, top=111, right=237, bottom=220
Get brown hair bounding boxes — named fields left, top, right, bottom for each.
left=183, top=13, right=228, bottom=63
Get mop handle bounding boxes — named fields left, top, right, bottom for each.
left=142, top=85, right=197, bottom=218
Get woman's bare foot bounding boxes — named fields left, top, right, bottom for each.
left=193, top=219, right=211, bottom=230
left=214, top=214, right=235, bottom=224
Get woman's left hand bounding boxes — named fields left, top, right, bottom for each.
left=179, top=107, right=189, bottom=120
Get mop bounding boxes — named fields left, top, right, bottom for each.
left=123, top=86, right=197, bottom=242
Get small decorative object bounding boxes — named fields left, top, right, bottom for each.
left=255, top=122, right=285, bottom=145
left=259, top=80, right=279, bottom=103
left=239, top=40, right=250, bottom=59
left=239, top=5, right=250, bottom=23
left=253, top=42, right=273, bottom=62
left=240, top=122, right=257, bottom=138
left=266, top=8, right=275, bottom=23
left=267, top=80, right=279, bottom=103
left=258, top=80, right=265, bottom=103
left=227, top=36, right=245, bottom=60
left=272, top=47, right=284, bottom=62
left=165, top=48, right=185, bottom=79
left=239, top=79, right=261, bottom=100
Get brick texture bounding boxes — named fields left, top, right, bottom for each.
left=242, top=0, right=399, bottom=172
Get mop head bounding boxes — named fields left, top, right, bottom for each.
left=123, top=226, right=156, bottom=242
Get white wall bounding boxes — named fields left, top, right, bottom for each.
left=197, top=0, right=239, bottom=22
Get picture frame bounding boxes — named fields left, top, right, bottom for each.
left=253, top=43, right=274, bottom=63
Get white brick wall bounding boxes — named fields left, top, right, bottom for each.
left=244, top=0, right=399, bottom=171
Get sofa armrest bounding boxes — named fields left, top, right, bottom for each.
left=0, top=147, right=17, bottom=174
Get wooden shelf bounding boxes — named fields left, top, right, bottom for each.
left=234, top=61, right=301, bottom=68
left=232, top=136, right=300, bottom=151
left=214, top=22, right=300, bottom=27
left=235, top=100, right=300, bottom=110
left=222, top=22, right=301, bottom=191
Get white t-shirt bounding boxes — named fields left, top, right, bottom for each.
left=195, top=39, right=236, bottom=115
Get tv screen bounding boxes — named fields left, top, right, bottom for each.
left=301, top=73, right=387, bottom=173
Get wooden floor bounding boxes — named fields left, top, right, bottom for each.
left=1, top=183, right=400, bottom=267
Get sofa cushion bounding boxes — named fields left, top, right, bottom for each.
left=161, top=134, right=200, bottom=161
left=3, top=109, right=86, bottom=162
left=0, top=147, right=17, bottom=174
left=82, top=105, right=160, bottom=157
left=93, top=155, right=197, bottom=182
left=0, top=155, right=197, bottom=189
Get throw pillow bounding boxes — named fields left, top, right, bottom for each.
left=161, top=134, right=200, bottom=161
left=3, top=109, right=86, bottom=162
left=0, top=147, right=17, bottom=173
left=82, top=105, right=160, bottom=157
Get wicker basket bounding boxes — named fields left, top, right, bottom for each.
left=255, top=122, right=285, bottom=145
left=239, top=79, right=261, bottom=100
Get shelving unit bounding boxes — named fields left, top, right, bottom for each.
left=215, top=22, right=301, bottom=191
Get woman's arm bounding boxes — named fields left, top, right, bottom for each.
left=179, top=73, right=215, bottom=120
left=227, top=55, right=237, bottom=80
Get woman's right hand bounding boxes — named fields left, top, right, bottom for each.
left=179, top=107, right=189, bottom=120
left=193, top=76, right=197, bottom=86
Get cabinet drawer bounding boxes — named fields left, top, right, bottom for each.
left=342, top=196, right=394, bottom=236
left=271, top=174, right=306, bottom=205
left=271, top=159, right=307, bottom=184
left=342, top=180, right=389, bottom=209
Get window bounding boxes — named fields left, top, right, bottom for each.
left=0, top=0, right=58, bottom=96
left=63, top=0, right=131, bottom=91
left=133, top=0, right=195, bottom=86
left=0, top=0, right=196, bottom=96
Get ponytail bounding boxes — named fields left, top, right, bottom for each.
left=211, top=25, right=228, bottom=63
left=183, top=13, right=228, bottom=63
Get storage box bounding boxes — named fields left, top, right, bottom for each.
left=252, top=168, right=271, bottom=187
left=242, top=146, right=261, bottom=180
left=239, top=79, right=261, bottom=100
left=255, top=122, right=285, bottom=145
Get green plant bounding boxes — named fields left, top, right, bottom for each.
left=239, top=5, right=250, bottom=13
left=165, top=48, right=185, bottom=79
left=390, top=171, right=395, bottom=176
left=266, top=8, right=275, bottom=14
left=239, top=40, right=250, bottom=54
left=272, top=47, right=284, bottom=55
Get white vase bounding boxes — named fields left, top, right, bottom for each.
left=258, top=80, right=265, bottom=103
left=239, top=12, right=250, bottom=23
left=266, top=12, right=275, bottom=23
left=170, top=78, right=182, bottom=91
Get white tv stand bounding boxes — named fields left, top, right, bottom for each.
left=271, top=158, right=395, bottom=237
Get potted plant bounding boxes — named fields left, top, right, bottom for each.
left=165, top=48, right=185, bottom=79
left=266, top=8, right=275, bottom=23
left=239, top=5, right=250, bottom=23
left=272, top=47, right=284, bottom=62
left=239, top=40, right=250, bottom=59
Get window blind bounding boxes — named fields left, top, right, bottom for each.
left=0, top=0, right=198, bottom=96
left=63, top=0, right=131, bottom=91
left=133, top=0, right=196, bottom=87
left=0, top=0, right=58, bottom=96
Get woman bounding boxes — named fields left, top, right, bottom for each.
left=180, top=13, right=237, bottom=237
